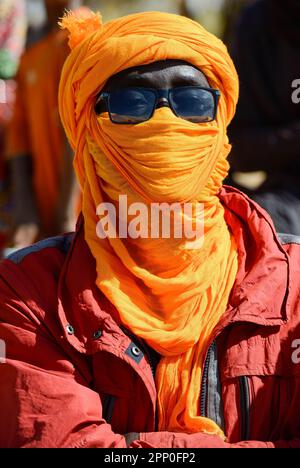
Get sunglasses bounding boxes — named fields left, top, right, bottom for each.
left=95, top=86, right=221, bottom=124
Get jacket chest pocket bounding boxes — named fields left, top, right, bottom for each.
left=218, top=327, right=300, bottom=443
left=222, top=373, right=300, bottom=443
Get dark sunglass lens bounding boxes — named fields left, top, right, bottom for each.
left=170, top=88, right=216, bottom=123
left=108, top=88, right=155, bottom=123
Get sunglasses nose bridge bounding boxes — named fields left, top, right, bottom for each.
left=156, top=88, right=170, bottom=109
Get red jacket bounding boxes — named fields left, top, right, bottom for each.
left=1, top=186, right=300, bottom=448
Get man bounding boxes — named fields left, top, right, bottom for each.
left=0, top=9, right=300, bottom=448
left=228, top=0, right=300, bottom=235
left=5, top=0, right=81, bottom=249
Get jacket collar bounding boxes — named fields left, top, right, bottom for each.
left=58, top=186, right=290, bottom=351
left=217, top=185, right=289, bottom=329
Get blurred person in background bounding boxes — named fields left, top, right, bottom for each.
left=5, top=0, right=81, bottom=249
left=229, top=0, right=300, bottom=235
left=0, top=0, right=27, bottom=251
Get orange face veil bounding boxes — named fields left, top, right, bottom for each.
left=59, top=10, right=239, bottom=437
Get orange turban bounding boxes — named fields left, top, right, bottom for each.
left=59, top=10, right=239, bottom=437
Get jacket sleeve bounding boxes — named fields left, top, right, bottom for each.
left=0, top=275, right=128, bottom=448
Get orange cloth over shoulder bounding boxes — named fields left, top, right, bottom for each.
left=6, top=30, right=69, bottom=234
left=59, top=10, right=239, bottom=437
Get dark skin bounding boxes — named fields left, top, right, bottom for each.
left=96, top=60, right=210, bottom=108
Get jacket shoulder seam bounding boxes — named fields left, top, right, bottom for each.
left=6, top=233, right=75, bottom=265
left=277, top=233, right=300, bottom=246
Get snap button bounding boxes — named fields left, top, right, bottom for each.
left=125, top=342, right=143, bottom=363
left=131, top=346, right=141, bottom=357
left=66, top=324, right=74, bottom=335
left=93, top=330, right=102, bottom=340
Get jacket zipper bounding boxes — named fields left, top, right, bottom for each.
left=200, top=340, right=216, bottom=416
left=138, top=341, right=159, bottom=431
left=239, top=376, right=250, bottom=440
left=103, top=394, right=116, bottom=424
left=200, top=340, right=251, bottom=441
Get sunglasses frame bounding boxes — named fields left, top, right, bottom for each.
left=95, top=86, right=221, bottom=124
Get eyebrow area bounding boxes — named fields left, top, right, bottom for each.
left=117, top=73, right=208, bottom=88
left=102, top=61, right=210, bottom=92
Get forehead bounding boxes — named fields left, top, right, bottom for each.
left=103, top=60, right=209, bottom=90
